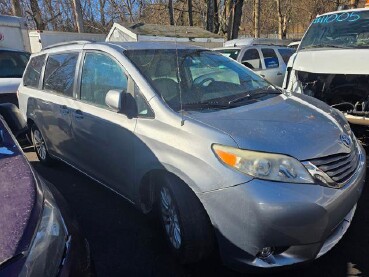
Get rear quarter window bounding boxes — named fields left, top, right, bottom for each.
left=23, top=54, right=46, bottom=88
left=43, top=53, right=79, bottom=97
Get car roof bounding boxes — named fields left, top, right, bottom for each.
left=39, top=41, right=205, bottom=54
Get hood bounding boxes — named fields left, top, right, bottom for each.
left=0, top=79, right=21, bottom=95
left=294, top=49, right=369, bottom=75
left=187, top=93, right=350, bottom=161
left=0, top=120, right=37, bottom=266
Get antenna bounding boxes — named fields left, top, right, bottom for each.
left=173, top=20, right=185, bottom=126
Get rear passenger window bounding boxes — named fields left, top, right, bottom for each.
left=23, top=54, right=45, bottom=88
left=240, top=49, right=261, bottom=70
left=277, top=48, right=296, bottom=64
left=43, top=53, right=79, bottom=97
left=80, top=52, right=128, bottom=108
left=261, top=48, right=279, bottom=69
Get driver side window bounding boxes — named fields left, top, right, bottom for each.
left=80, top=52, right=128, bottom=108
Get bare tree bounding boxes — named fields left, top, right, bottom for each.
left=276, top=0, right=292, bottom=39
left=72, top=0, right=85, bottom=32
left=168, top=0, right=175, bottom=25
left=253, top=0, right=260, bottom=38
left=29, top=0, right=45, bottom=30
left=188, top=0, right=194, bottom=25
left=206, top=0, right=215, bottom=32
left=11, top=0, right=22, bottom=17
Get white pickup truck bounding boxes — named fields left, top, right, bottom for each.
left=283, top=8, right=369, bottom=128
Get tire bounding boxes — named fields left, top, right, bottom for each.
left=156, top=174, right=215, bottom=264
left=31, top=124, right=54, bottom=165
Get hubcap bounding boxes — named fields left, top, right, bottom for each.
left=33, top=129, right=47, bottom=160
left=160, top=187, right=182, bottom=249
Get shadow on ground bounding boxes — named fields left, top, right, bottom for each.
left=27, top=149, right=369, bottom=277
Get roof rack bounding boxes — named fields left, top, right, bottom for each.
left=43, top=40, right=92, bottom=50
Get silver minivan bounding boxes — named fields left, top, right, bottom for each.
left=18, top=41, right=365, bottom=272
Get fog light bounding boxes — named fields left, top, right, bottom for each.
left=257, top=247, right=274, bottom=259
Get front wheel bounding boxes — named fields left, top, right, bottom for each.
left=31, top=125, right=54, bottom=165
left=157, top=174, right=215, bottom=264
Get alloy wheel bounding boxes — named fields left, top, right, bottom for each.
left=160, top=186, right=182, bottom=249
left=33, top=129, right=47, bottom=161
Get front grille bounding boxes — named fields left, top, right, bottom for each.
left=309, top=146, right=359, bottom=185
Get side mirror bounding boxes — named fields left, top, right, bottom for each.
left=105, top=89, right=123, bottom=112
left=105, top=89, right=138, bottom=118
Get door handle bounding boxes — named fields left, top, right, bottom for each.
left=277, top=72, right=283, bottom=76
left=260, top=74, right=265, bottom=78
left=74, top=110, right=84, bottom=120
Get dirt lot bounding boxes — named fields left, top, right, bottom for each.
left=25, top=149, right=369, bottom=277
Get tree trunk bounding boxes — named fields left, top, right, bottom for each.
left=29, top=0, right=45, bottom=30
left=276, top=0, right=284, bottom=39
left=99, top=0, right=106, bottom=27
left=72, top=0, right=85, bottom=32
left=214, top=0, right=219, bottom=33
left=206, top=0, right=215, bottom=32
left=254, top=0, right=260, bottom=38
left=226, top=0, right=234, bottom=40
left=11, top=0, right=22, bottom=17
left=168, top=0, right=174, bottom=25
left=232, top=0, right=244, bottom=39
left=188, top=0, right=193, bottom=26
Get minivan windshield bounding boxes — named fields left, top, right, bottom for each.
left=0, top=50, right=30, bottom=78
left=300, top=10, right=369, bottom=50
left=125, top=49, right=280, bottom=111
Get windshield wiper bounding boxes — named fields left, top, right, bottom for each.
left=228, top=90, right=281, bottom=105
left=181, top=101, right=232, bottom=111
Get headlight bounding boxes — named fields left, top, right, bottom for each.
left=213, top=144, right=314, bottom=184
left=19, top=184, right=67, bottom=277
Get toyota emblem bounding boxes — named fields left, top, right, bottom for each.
left=340, top=134, right=351, bottom=148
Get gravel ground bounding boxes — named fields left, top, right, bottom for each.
left=25, top=148, right=369, bottom=277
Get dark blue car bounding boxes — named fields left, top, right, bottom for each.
left=0, top=105, right=92, bottom=276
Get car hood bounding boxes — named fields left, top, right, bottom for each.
left=186, top=93, right=350, bottom=161
left=0, top=120, right=37, bottom=265
left=293, top=49, right=368, bottom=75
left=0, top=78, right=21, bottom=95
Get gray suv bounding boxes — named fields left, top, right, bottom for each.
left=18, top=41, right=365, bottom=272
left=214, top=44, right=295, bottom=87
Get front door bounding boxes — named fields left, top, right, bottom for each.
left=71, top=51, right=136, bottom=199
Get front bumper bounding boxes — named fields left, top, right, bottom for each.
left=198, top=144, right=366, bottom=271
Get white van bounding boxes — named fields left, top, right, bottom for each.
left=283, top=8, right=369, bottom=128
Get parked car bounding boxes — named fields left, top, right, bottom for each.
left=18, top=41, right=365, bottom=272
left=0, top=105, right=92, bottom=276
left=214, top=39, right=295, bottom=86
left=283, top=8, right=369, bottom=130
left=0, top=48, right=30, bottom=106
